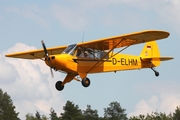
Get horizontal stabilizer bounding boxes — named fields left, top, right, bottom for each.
left=141, top=56, right=174, bottom=61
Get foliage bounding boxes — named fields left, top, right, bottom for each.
left=104, top=101, right=128, bottom=120
left=3, top=86, right=180, bottom=120
left=3, top=91, right=179, bottom=120
left=129, top=112, right=173, bottom=120
left=83, top=105, right=99, bottom=120
left=0, top=88, right=20, bottom=120
left=49, top=108, right=59, bottom=120
left=60, top=100, right=83, bottom=120
left=173, top=106, right=180, bottom=120
left=25, top=111, right=48, bottom=120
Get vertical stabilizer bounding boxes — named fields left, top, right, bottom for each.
left=140, top=41, right=161, bottom=66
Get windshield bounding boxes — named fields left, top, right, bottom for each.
left=63, top=44, right=77, bottom=54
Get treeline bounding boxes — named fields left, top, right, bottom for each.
left=1, top=88, right=180, bottom=120
left=26, top=101, right=127, bottom=120
left=25, top=101, right=180, bottom=120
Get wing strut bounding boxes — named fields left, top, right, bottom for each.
left=87, top=39, right=137, bottom=73
left=87, top=38, right=125, bottom=73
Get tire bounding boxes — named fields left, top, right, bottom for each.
left=55, top=81, right=64, bottom=91
left=155, top=72, right=159, bottom=77
left=81, top=77, right=90, bottom=87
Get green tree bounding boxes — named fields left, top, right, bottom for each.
left=129, top=112, right=173, bottom=120
left=146, top=112, right=172, bottom=120
left=50, top=108, right=59, bottom=120
left=25, top=112, right=48, bottom=120
left=0, top=88, right=20, bottom=120
left=26, top=113, right=36, bottom=120
left=104, top=101, right=127, bottom=120
left=173, top=106, right=180, bottom=120
left=83, top=105, right=99, bottom=120
left=129, top=114, right=145, bottom=120
left=35, top=111, right=42, bottom=120
left=60, top=101, right=83, bottom=120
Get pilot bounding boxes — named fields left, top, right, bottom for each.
left=84, top=51, right=89, bottom=58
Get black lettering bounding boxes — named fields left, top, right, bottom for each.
left=130, top=59, right=138, bottom=66
left=112, top=58, right=117, bottom=65
left=133, top=59, right=138, bottom=66
left=125, top=59, right=128, bottom=65
left=132, top=59, right=135, bottom=65
left=121, top=58, right=125, bottom=65
left=121, top=58, right=138, bottom=66
left=128, top=59, right=132, bottom=65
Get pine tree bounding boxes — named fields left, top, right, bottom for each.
left=25, top=112, right=48, bottom=120
left=83, top=105, right=99, bottom=120
left=104, top=101, right=127, bottom=120
left=60, top=101, right=83, bottom=120
left=0, top=88, right=20, bottom=120
left=50, top=108, right=59, bottom=120
left=173, top=106, right=180, bottom=120
left=35, top=111, right=42, bottom=120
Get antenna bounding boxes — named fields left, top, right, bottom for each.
left=82, top=31, right=85, bottom=43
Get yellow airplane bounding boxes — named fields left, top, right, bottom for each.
left=5, top=30, right=173, bottom=91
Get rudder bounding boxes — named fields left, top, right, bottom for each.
left=140, top=41, right=161, bottom=67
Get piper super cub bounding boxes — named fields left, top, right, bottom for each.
left=5, top=30, right=174, bottom=91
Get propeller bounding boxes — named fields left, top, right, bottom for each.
left=41, top=40, right=54, bottom=78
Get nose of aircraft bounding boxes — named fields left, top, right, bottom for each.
left=54, top=54, right=68, bottom=67
left=45, top=54, right=69, bottom=69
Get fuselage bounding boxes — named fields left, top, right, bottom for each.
left=45, top=53, right=154, bottom=74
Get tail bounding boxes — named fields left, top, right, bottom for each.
left=140, top=41, right=173, bottom=67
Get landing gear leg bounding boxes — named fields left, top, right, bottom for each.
left=151, top=67, right=159, bottom=77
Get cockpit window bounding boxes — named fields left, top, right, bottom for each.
left=75, top=47, right=109, bottom=59
left=63, top=44, right=77, bottom=54
left=63, top=44, right=109, bottom=59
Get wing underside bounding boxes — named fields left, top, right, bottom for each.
left=5, top=46, right=66, bottom=59
left=77, top=30, right=170, bottom=50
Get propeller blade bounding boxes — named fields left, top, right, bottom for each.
left=41, top=40, right=54, bottom=78
left=50, top=67, right=54, bottom=78
left=41, top=40, right=48, bottom=58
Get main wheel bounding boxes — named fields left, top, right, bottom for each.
left=81, top=77, right=90, bottom=87
left=55, top=81, right=64, bottom=91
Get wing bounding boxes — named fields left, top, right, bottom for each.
left=77, top=30, right=170, bottom=50
left=5, top=30, right=169, bottom=59
left=5, top=46, right=67, bottom=59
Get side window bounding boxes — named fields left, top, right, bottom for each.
left=75, top=47, right=94, bottom=58
left=75, top=47, right=109, bottom=59
left=100, top=51, right=109, bottom=59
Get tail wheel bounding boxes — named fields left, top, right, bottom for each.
left=55, top=81, right=64, bottom=91
left=82, top=77, right=90, bottom=87
left=155, top=71, right=159, bottom=77
left=151, top=67, right=159, bottom=77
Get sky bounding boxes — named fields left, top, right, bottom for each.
left=0, top=0, right=179, bottom=119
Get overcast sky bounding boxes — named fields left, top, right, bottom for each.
left=0, top=0, right=179, bottom=119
